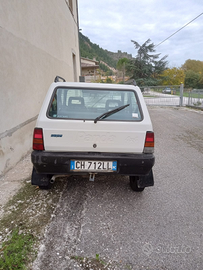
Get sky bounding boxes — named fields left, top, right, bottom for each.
left=78, top=0, right=203, bottom=68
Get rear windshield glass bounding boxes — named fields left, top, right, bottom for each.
left=47, top=87, right=142, bottom=121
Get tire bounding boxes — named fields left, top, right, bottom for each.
left=129, top=176, right=145, bottom=192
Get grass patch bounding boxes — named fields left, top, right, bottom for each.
left=0, top=229, right=34, bottom=270
left=0, top=177, right=66, bottom=269
left=143, top=95, right=157, bottom=98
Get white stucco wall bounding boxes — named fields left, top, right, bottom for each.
left=0, top=0, right=81, bottom=176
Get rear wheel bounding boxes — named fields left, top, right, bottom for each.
left=129, top=176, right=145, bottom=192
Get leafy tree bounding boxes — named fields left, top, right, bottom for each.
left=99, top=62, right=113, bottom=75
left=181, top=59, right=203, bottom=88
left=161, top=67, right=185, bottom=85
left=198, top=74, right=203, bottom=88
left=99, top=62, right=109, bottom=72
left=105, top=77, right=113, bottom=83
left=182, top=59, right=203, bottom=74
left=116, top=58, right=130, bottom=81
left=127, top=39, right=168, bottom=86
left=106, top=70, right=113, bottom=76
left=184, top=70, right=201, bottom=88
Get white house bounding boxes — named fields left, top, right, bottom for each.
left=0, top=0, right=81, bottom=176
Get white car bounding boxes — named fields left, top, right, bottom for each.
left=162, top=87, right=171, bottom=94
left=31, top=77, right=155, bottom=192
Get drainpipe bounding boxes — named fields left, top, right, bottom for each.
left=76, top=0, right=83, bottom=82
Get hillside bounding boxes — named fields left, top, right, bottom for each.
left=79, top=32, right=133, bottom=70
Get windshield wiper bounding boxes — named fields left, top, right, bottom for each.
left=94, top=104, right=130, bottom=123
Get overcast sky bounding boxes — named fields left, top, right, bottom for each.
left=78, top=0, right=203, bottom=68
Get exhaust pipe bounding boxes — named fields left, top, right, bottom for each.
left=50, top=174, right=70, bottom=184
left=50, top=176, right=56, bottom=184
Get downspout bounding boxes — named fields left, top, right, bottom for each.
left=76, top=0, right=82, bottom=80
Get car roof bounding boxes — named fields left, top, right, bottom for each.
left=51, top=82, right=140, bottom=91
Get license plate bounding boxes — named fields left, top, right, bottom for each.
left=70, top=160, right=117, bottom=172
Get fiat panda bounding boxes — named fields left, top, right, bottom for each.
left=31, top=77, right=155, bottom=192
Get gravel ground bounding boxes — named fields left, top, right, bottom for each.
left=31, top=107, right=203, bottom=270
left=0, top=154, right=33, bottom=218
left=1, top=107, right=203, bottom=270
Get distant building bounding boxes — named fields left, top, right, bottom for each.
left=0, top=0, right=81, bottom=175
left=81, top=57, right=99, bottom=82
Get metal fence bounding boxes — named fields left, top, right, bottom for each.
left=142, top=85, right=203, bottom=108
left=143, top=85, right=182, bottom=106
left=187, top=89, right=203, bottom=108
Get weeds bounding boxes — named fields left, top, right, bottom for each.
left=0, top=178, right=66, bottom=269
left=0, top=229, right=34, bottom=270
left=193, top=101, right=202, bottom=106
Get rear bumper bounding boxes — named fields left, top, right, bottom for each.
left=31, top=151, right=155, bottom=176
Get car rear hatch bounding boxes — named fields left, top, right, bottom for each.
left=36, top=84, right=153, bottom=154
left=40, top=119, right=152, bottom=154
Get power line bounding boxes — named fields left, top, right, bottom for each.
left=155, top=12, right=203, bottom=47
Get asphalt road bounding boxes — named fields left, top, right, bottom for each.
left=33, top=107, right=203, bottom=270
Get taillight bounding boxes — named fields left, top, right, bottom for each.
left=144, top=131, right=154, bottom=153
left=33, top=128, right=44, bottom=150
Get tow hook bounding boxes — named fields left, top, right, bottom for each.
left=89, top=173, right=96, bottom=181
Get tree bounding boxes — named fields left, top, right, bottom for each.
left=198, top=74, right=203, bottom=88
left=127, top=39, right=168, bottom=86
left=160, top=68, right=185, bottom=85
left=184, top=70, right=201, bottom=88
left=182, top=59, right=203, bottom=74
left=99, top=62, right=113, bottom=76
left=116, top=58, right=130, bottom=81
left=105, top=77, right=113, bottom=83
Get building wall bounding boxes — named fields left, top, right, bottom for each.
left=0, top=0, right=80, bottom=176
left=81, top=58, right=98, bottom=66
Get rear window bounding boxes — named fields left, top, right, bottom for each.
left=47, top=87, right=143, bottom=121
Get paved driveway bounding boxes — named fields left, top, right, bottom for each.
left=33, top=107, right=203, bottom=270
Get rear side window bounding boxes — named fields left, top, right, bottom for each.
left=48, top=87, right=143, bottom=121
